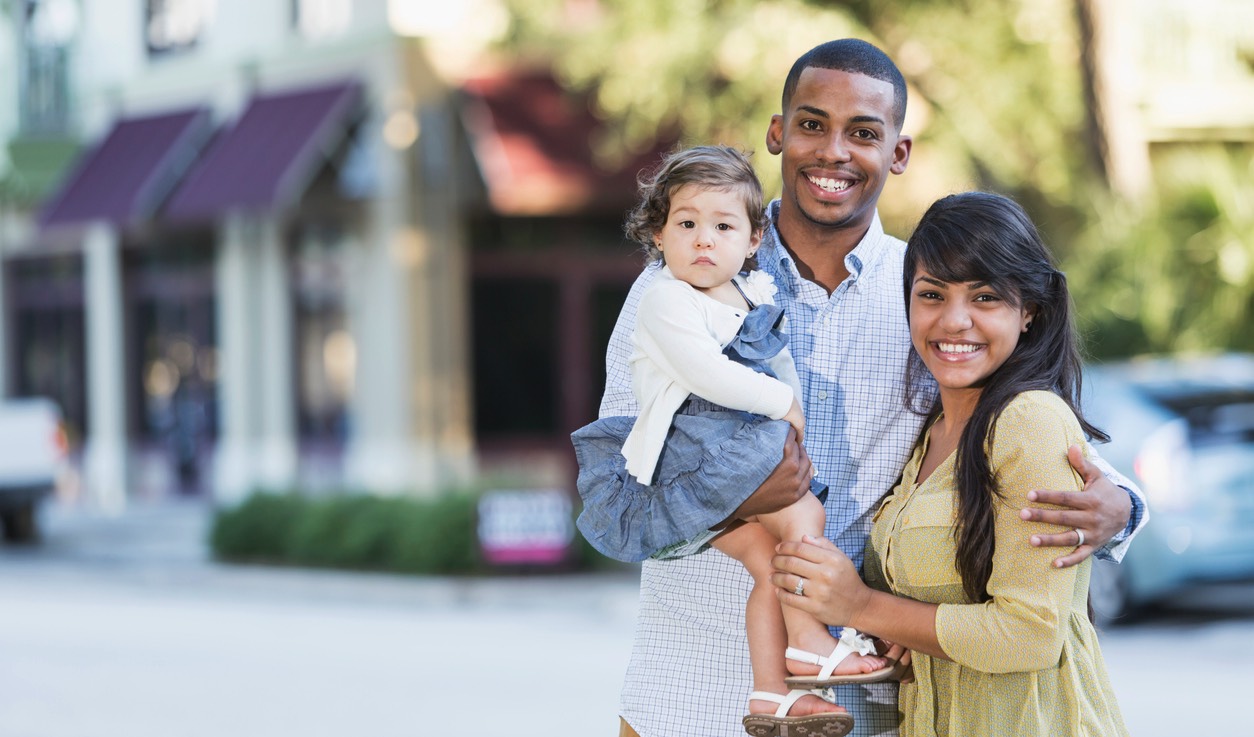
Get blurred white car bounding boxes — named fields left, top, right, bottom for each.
left=0, top=397, right=68, bottom=542
left=1083, top=354, right=1254, bottom=624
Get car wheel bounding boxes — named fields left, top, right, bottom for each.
left=0, top=503, right=38, bottom=543
left=1090, top=559, right=1134, bottom=626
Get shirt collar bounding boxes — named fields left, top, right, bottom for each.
left=758, top=200, right=890, bottom=295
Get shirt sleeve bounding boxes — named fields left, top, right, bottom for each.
left=1084, top=443, right=1149, bottom=563
left=635, top=282, right=795, bottom=419
left=934, top=394, right=1085, bottom=673
left=598, top=262, right=659, bottom=418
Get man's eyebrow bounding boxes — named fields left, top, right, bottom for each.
left=850, top=115, right=887, bottom=127
left=794, top=105, right=829, bottom=119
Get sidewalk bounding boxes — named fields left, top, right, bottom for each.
left=6, top=495, right=642, bottom=613
left=0, top=497, right=643, bottom=737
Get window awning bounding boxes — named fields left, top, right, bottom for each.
left=164, top=80, right=361, bottom=222
left=38, top=108, right=211, bottom=228
left=459, top=72, right=670, bottom=216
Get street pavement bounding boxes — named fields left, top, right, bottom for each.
left=1, top=498, right=1252, bottom=736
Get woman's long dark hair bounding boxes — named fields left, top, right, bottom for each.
left=902, top=192, right=1108, bottom=604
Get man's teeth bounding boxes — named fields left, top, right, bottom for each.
left=809, top=176, right=852, bottom=192
left=938, top=343, right=980, bottom=354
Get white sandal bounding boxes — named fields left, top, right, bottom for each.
left=741, top=689, right=853, bottom=737
left=784, top=628, right=900, bottom=688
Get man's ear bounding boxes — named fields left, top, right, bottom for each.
left=766, top=114, right=784, bottom=155
left=890, top=134, right=912, bottom=175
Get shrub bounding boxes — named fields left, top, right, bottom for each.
left=210, top=489, right=623, bottom=575
left=210, top=492, right=303, bottom=562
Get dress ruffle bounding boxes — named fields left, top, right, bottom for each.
left=723, top=303, right=788, bottom=376
left=572, top=399, right=824, bottom=563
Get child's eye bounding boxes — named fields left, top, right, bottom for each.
left=717, top=223, right=732, bottom=231
left=679, top=220, right=695, bottom=228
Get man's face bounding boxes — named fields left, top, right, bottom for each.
left=767, top=68, right=910, bottom=236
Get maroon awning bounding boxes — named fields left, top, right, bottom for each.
left=39, top=108, right=211, bottom=228
left=460, top=72, right=671, bottom=216
left=164, top=80, right=361, bottom=222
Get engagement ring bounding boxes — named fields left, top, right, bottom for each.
left=794, top=578, right=806, bottom=597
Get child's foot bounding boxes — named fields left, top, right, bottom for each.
left=785, top=632, right=888, bottom=679
left=743, top=690, right=854, bottom=737
left=747, top=691, right=845, bottom=718
left=784, top=629, right=896, bottom=687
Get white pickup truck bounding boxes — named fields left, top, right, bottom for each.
left=0, top=397, right=67, bottom=542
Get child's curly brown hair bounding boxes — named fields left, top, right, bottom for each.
left=624, top=145, right=768, bottom=268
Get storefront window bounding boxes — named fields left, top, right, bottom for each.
left=145, top=0, right=213, bottom=57
left=8, top=254, right=86, bottom=444
left=128, top=236, right=216, bottom=493
left=293, top=224, right=350, bottom=444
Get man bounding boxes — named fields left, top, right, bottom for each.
left=598, top=39, right=1145, bottom=737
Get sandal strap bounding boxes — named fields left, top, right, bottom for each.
left=785, top=629, right=878, bottom=680
left=747, top=689, right=820, bottom=718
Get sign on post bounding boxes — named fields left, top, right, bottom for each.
left=476, top=489, right=575, bottom=566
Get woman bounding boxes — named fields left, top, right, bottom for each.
left=771, top=191, right=1129, bottom=736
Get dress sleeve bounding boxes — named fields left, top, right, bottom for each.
left=934, top=393, right=1085, bottom=673
left=635, top=282, right=795, bottom=419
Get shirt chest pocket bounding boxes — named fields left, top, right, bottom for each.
left=891, top=492, right=965, bottom=592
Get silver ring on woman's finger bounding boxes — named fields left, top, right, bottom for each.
left=1075, top=529, right=1085, bottom=547
left=794, top=578, right=806, bottom=597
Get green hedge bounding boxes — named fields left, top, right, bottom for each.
left=210, top=491, right=618, bottom=575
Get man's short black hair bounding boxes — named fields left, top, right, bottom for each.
left=782, top=39, right=907, bottom=130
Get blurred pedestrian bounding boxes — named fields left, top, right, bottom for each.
left=772, top=191, right=1130, bottom=736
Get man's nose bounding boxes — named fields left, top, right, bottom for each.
left=816, top=132, right=851, bottom=163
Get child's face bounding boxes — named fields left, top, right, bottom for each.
left=656, top=184, right=760, bottom=293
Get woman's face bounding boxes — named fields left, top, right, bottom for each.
left=908, top=267, right=1033, bottom=397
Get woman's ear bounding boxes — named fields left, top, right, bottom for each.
left=1021, top=307, right=1037, bottom=333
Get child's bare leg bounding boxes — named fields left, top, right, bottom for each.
left=757, top=494, right=888, bottom=678
left=712, top=523, right=843, bottom=717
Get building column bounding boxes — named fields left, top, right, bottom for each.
left=413, top=100, right=475, bottom=484
left=0, top=253, right=9, bottom=398
left=212, top=214, right=257, bottom=505
left=343, top=145, right=419, bottom=494
left=83, top=223, right=128, bottom=512
left=254, top=216, right=297, bottom=490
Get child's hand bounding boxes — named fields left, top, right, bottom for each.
left=783, top=398, right=805, bottom=444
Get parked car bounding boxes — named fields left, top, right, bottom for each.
left=0, top=397, right=68, bottom=542
left=1082, top=353, right=1254, bottom=624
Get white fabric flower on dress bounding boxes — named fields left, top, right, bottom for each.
left=743, top=269, right=779, bottom=303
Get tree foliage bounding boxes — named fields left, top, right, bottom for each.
left=494, top=0, right=1254, bottom=357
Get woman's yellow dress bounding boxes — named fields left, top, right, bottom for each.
left=866, top=391, right=1130, bottom=736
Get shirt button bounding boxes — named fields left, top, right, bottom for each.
left=817, top=390, right=828, bottom=401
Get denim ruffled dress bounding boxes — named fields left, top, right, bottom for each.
left=571, top=302, right=827, bottom=563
